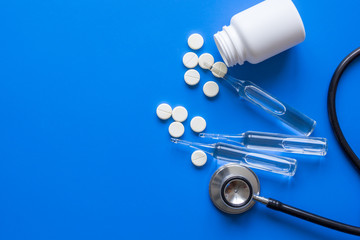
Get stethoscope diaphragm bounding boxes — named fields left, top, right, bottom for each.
left=209, top=164, right=260, bottom=214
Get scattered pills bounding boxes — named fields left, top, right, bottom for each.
left=172, top=106, right=188, bottom=122
left=183, top=52, right=199, bottom=68
left=184, top=69, right=200, bottom=86
left=211, top=62, right=228, bottom=78
left=191, top=150, right=207, bottom=167
left=199, top=53, right=215, bottom=69
left=190, top=116, right=206, bottom=133
left=169, top=122, right=185, bottom=138
left=156, top=103, right=172, bottom=120
left=203, top=81, right=219, bottom=98
left=187, top=33, right=204, bottom=50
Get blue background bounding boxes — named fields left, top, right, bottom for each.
left=1, top=0, right=360, bottom=239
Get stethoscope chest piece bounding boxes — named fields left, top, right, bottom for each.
left=209, top=164, right=260, bottom=214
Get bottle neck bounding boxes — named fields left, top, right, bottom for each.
left=214, top=25, right=245, bottom=67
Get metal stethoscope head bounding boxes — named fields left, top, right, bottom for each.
left=209, top=163, right=261, bottom=214
left=209, top=163, right=360, bottom=236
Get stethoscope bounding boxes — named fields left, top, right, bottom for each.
left=209, top=163, right=360, bottom=236
left=208, top=47, right=360, bottom=237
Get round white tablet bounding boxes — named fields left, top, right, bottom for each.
left=169, top=122, right=185, bottom=138
left=203, top=81, right=219, bottom=98
left=172, top=106, right=188, bottom=122
left=188, top=33, right=204, bottom=50
left=183, top=52, right=199, bottom=68
left=156, top=103, right=172, bottom=120
left=184, top=69, right=200, bottom=86
left=191, top=150, right=207, bottom=167
left=190, top=116, right=206, bottom=133
left=211, top=62, right=228, bottom=78
left=199, top=53, right=214, bottom=69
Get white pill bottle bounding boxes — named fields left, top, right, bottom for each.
left=214, top=0, right=305, bottom=67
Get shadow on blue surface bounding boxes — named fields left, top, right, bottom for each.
left=229, top=49, right=293, bottom=86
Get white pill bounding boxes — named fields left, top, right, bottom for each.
left=190, top=116, right=206, bottom=133
left=172, top=106, right=188, bottom=122
left=211, top=62, right=228, bottom=78
left=188, top=33, right=204, bottom=50
left=191, top=150, right=207, bottom=167
left=169, top=122, right=185, bottom=138
left=203, top=81, right=219, bottom=98
left=199, top=53, right=214, bottom=70
left=156, top=103, right=172, bottom=120
left=183, top=52, right=198, bottom=68
left=184, top=69, right=200, bottom=86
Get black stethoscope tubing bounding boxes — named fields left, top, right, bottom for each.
left=215, top=48, right=360, bottom=236
left=266, top=47, right=360, bottom=236
left=262, top=47, right=360, bottom=236
left=328, top=47, right=360, bottom=171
